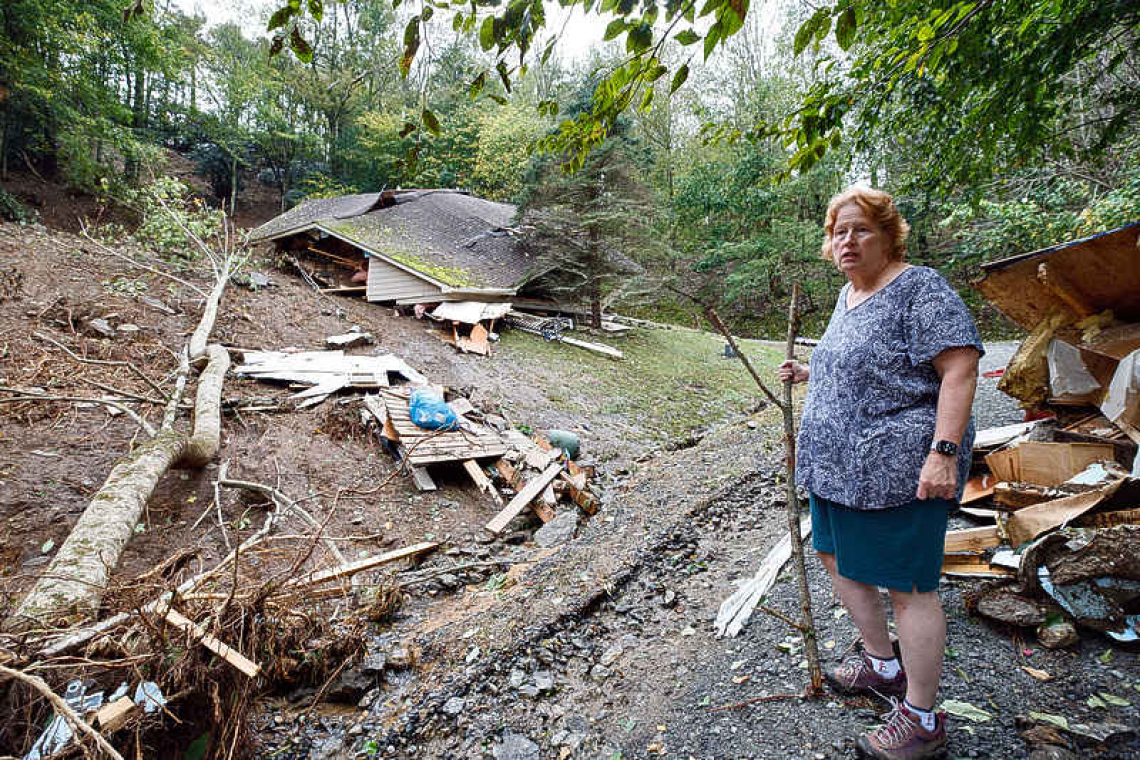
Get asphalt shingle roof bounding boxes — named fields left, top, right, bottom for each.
left=250, top=190, right=535, bottom=290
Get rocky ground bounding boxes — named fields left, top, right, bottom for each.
left=252, top=354, right=1139, bottom=760
left=1, top=171, right=1136, bottom=760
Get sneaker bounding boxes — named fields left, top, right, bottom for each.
left=825, top=646, right=907, bottom=699
left=856, top=699, right=948, bottom=759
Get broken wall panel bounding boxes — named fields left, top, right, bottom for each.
left=976, top=221, right=1140, bottom=331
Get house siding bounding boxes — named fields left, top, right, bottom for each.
left=366, top=257, right=443, bottom=302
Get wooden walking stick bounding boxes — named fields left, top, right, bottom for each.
left=780, top=283, right=823, bottom=694
left=667, top=281, right=823, bottom=697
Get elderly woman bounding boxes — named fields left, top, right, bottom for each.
left=779, top=187, right=981, bottom=760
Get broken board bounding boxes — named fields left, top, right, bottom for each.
left=486, top=462, right=564, bottom=534
left=361, top=395, right=437, bottom=491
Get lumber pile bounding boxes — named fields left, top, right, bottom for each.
left=360, top=386, right=603, bottom=535
left=948, top=222, right=1140, bottom=645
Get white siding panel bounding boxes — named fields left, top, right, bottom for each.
left=366, top=258, right=443, bottom=302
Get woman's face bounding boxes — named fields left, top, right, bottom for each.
left=831, top=203, right=892, bottom=281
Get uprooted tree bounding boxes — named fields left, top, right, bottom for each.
left=7, top=215, right=244, bottom=630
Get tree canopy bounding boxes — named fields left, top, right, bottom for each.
left=264, top=0, right=1140, bottom=187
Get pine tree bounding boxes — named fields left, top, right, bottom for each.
left=516, top=82, right=657, bottom=328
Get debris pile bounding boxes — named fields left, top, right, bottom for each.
left=943, top=221, right=1140, bottom=645
left=232, top=335, right=603, bottom=537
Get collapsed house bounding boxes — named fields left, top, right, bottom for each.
left=250, top=190, right=629, bottom=359
left=942, top=220, right=1140, bottom=645
left=249, top=189, right=535, bottom=304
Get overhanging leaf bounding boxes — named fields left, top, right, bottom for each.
left=479, top=17, right=496, bottom=51
left=268, top=7, right=292, bottom=31
left=674, top=29, right=700, bottom=46
left=794, top=18, right=813, bottom=56
left=670, top=64, right=689, bottom=94
left=469, top=71, right=486, bottom=99
left=290, top=28, right=313, bottom=63
left=835, top=7, right=857, bottom=51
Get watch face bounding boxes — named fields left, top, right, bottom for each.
left=935, top=440, right=958, bottom=456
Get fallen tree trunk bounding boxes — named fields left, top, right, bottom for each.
left=9, top=221, right=242, bottom=630
left=10, top=346, right=230, bottom=628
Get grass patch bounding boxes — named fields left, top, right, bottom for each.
left=498, top=325, right=783, bottom=445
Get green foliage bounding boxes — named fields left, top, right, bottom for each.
left=0, top=189, right=40, bottom=226
left=130, top=177, right=225, bottom=261
left=773, top=1, right=1140, bottom=189
left=470, top=102, right=549, bottom=202
left=517, top=82, right=658, bottom=324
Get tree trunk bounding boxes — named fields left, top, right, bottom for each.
left=189, top=269, right=227, bottom=366
left=10, top=430, right=186, bottom=627
left=9, top=346, right=230, bottom=628
left=229, top=153, right=238, bottom=215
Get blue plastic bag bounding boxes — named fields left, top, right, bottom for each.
left=409, top=389, right=458, bottom=431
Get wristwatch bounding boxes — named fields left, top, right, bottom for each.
left=931, top=439, right=959, bottom=456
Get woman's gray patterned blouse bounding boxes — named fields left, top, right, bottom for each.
left=795, top=266, right=984, bottom=510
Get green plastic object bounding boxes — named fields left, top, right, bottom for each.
left=544, top=429, right=581, bottom=459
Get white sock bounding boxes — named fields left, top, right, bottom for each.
left=866, top=652, right=901, bottom=679
left=904, top=700, right=937, bottom=731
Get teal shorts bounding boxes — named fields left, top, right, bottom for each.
left=809, top=492, right=951, bottom=593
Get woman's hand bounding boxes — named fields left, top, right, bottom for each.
left=916, top=451, right=957, bottom=500
left=778, top=360, right=810, bottom=384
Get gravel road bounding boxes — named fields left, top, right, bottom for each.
left=975, top=341, right=1022, bottom=428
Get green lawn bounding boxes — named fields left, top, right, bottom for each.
left=497, top=324, right=785, bottom=446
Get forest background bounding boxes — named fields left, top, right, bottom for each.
left=1, top=0, right=1138, bottom=337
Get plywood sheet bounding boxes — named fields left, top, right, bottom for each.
left=976, top=221, right=1140, bottom=331
left=1016, top=442, right=1116, bottom=486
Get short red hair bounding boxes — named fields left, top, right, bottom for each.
left=821, top=187, right=910, bottom=262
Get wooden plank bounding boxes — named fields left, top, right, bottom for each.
left=165, top=608, right=261, bottom=678
left=941, top=555, right=1016, bottom=578
left=985, top=448, right=1020, bottom=483
left=403, top=455, right=437, bottom=491
left=715, top=515, right=811, bottom=637
left=320, top=286, right=367, bottom=294
left=286, top=542, right=439, bottom=588
left=559, top=472, right=598, bottom=515
left=456, top=323, right=490, bottom=356
left=486, top=462, right=564, bottom=534
left=1007, top=480, right=1125, bottom=546
left=976, top=222, right=1140, bottom=331
left=961, top=474, right=996, bottom=504
left=1036, top=262, right=1096, bottom=318
left=1075, top=507, right=1140, bottom=528
left=532, top=434, right=598, bottom=515
left=463, top=460, right=503, bottom=506
left=307, top=246, right=360, bottom=268
left=95, top=696, right=136, bottom=733
left=559, top=335, right=623, bottom=359
left=492, top=459, right=553, bottom=522
left=993, top=481, right=1058, bottom=510
left=944, top=526, right=1003, bottom=554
